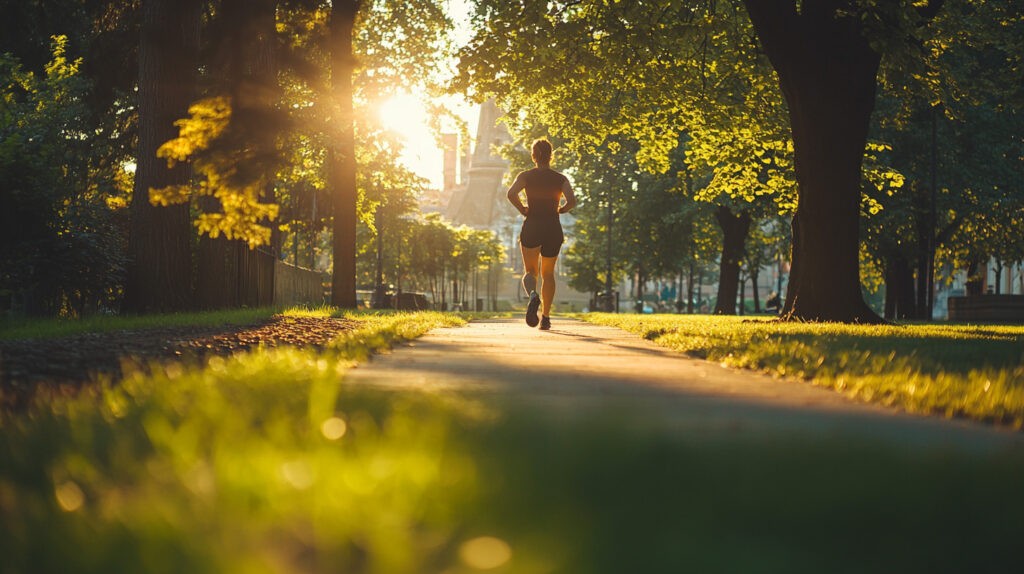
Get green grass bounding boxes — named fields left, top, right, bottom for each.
left=3, top=310, right=1024, bottom=572
left=580, top=313, right=1024, bottom=427
left=0, top=307, right=279, bottom=341
left=1, top=311, right=472, bottom=573
left=467, top=408, right=1024, bottom=574
left=0, top=306, right=510, bottom=341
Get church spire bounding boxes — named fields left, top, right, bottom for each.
left=445, top=99, right=512, bottom=228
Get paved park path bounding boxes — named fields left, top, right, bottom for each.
left=346, top=317, right=1024, bottom=453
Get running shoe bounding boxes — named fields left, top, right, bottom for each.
left=539, top=315, right=551, bottom=331
left=525, top=291, right=541, bottom=327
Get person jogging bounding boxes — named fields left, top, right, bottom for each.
left=506, top=139, right=576, bottom=330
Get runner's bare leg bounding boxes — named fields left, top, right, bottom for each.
left=521, top=244, right=541, bottom=296
left=540, top=255, right=558, bottom=316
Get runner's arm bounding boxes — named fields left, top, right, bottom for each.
left=505, top=173, right=528, bottom=216
left=558, top=178, right=577, bottom=214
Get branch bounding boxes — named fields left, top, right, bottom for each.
left=552, top=0, right=584, bottom=20
left=935, top=215, right=961, bottom=246
left=915, top=0, right=945, bottom=23
left=741, top=0, right=802, bottom=76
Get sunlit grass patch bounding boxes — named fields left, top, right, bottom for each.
left=0, top=312, right=476, bottom=573
left=581, top=314, right=1024, bottom=427
left=0, top=307, right=278, bottom=341
left=279, top=304, right=338, bottom=318
left=282, top=305, right=510, bottom=321
left=325, top=311, right=465, bottom=360
left=454, top=310, right=515, bottom=320
left=0, top=304, right=467, bottom=341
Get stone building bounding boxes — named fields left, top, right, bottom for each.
left=445, top=99, right=513, bottom=228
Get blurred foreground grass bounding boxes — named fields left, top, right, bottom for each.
left=2, top=311, right=1023, bottom=573
left=582, top=314, right=1024, bottom=427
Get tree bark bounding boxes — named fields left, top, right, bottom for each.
left=911, top=183, right=935, bottom=320
left=634, top=263, right=645, bottom=313
left=751, top=266, right=761, bottom=313
left=234, top=0, right=278, bottom=308
left=744, top=0, right=884, bottom=323
left=965, top=259, right=985, bottom=296
left=195, top=0, right=278, bottom=309
left=686, top=261, right=695, bottom=314
left=883, top=253, right=914, bottom=320
left=697, top=271, right=703, bottom=312
left=738, top=270, right=746, bottom=315
left=914, top=228, right=932, bottom=319
left=713, top=205, right=751, bottom=315
left=124, top=0, right=201, bottom=313
left=329, top=1, right=361, bottom=308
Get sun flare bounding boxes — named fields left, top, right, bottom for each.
left=378, top=93, right=429, bottom=136
left=376, top=93, right=442, bottom=185
left=374, top=92, right=478, bottom=190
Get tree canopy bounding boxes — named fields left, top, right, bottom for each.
left=455, top=0, right=1021, bottom=322
left=1, top=0, right=1021, bottom=319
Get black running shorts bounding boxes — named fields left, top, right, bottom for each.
left=520, top=216, right=564, bottom=257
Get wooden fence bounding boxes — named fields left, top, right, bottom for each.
left=273, top=261, right=327, bottom=307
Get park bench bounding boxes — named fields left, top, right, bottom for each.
left=947, top=294, right=1024, bottom=323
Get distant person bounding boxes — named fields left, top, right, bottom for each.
left=506, top=139, right=576, bottom=330
left=765, top=292, right=782, bottom=313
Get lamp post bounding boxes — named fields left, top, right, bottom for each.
left=373, top=205, right=386, bottom=309
left=392, top=212, right=415, bottom=309
left=603, top=187, right=616, bottom=312
left=372, top=182, right=387, bottom=309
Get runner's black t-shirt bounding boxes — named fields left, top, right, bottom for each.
left=518, top=168, right=567, bottom=218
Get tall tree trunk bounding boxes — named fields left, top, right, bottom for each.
left=235, top=0, right=278, bottom=308
left=675, top=271, right=683, bottom=313
left=965, top=259, right=985, bottom=296
left=913, top=198, right=933, bottom=319
left=751, top=266, right=761, bottom=313
left=374, top=213, right=385, bottom=308
left=124, top=0, right=201, bottom=313
left=914, top=240, right=931, bottom=318
left=329, top=1, right=361, bottom=308
left=922, top=104, right=941, bottom=318
left=441, top=262, right=447, bottom=309
left=898, top=256, right=915, bottom=319
left=713, top=205, right=751, bottom=315
left=883, top=253, right=915, bottom=320
left=195, top=0, right=278, bottom=309
left=776, top=254, right=785, bottom=296
left=744, top=0, right=886, bottom=323
left=697, top=271, right=704, bottom=312
left=738, top=270, right=746, bottom=316
left=634, top=263, right=645, bottom=313
left=686, top=262, right=695, bottom=314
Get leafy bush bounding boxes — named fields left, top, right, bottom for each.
left=0, top=36, right=128, bottom=317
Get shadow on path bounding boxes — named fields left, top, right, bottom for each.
left=345, top=318, right=1024, bottom=454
